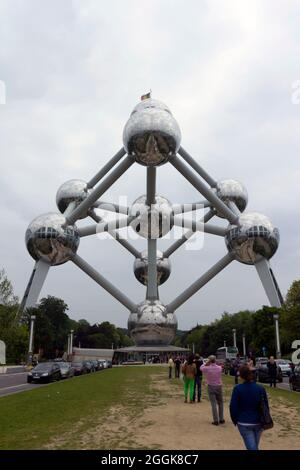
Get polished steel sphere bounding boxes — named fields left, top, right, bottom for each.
left=128, top=300, right=177, bottom=346
left=25, top=212, right=80, bottom=266
left=56, top=179, right=90, bottom=218
left=123, top=98, right=181, bottom=166
left=215, top=179, right=248, bottom=217
left=130, top=195, right=173, bottom=239
left=225, top=212, right=279, bottom=265
left=134, top=250, right=171, bottom=285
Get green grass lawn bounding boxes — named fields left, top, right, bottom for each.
left=1, top=367, right=299, bottom=450
left=0, top=366, right=163, bottom=450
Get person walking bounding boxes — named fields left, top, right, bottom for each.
left=182, top=355, right=196, bottom=403
left=174, top=356, right=181, bottom=378
left=232, top=356, right=241, bottom=385
left=267, top=356, right=277, bottom=387
left=168, top=356, right=174, bottom=379
left=193, top=354, right=203, bottom=402
left=200, top=355, right=224, bottom=425
left=230, top=365, right=270, bottom=450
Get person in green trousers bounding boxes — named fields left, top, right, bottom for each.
left=182, top=355, right=196, bottom=403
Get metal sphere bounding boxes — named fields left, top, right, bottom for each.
left=130, top=195, right=173, bottom=239
left=128, top=300, right=177, bottom=346
left=134, top=250, right=171, bottom=286
left=225, top=212, right=279, bottom=265
left=123, top=98, right=181, bottom=166
left=215, top=179, right=248, bottom=218
left=25, top=212, right=80, bottom=266
left=56, top=179, right=90, bottom=218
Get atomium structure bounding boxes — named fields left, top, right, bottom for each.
left=21, top=96, right=283, bottom=347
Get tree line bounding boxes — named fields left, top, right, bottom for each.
left=173, top=281, right=300, bottom=359
left=0, top=269, right=133, bottom=363
left=0, top=267, right=299, bottom=363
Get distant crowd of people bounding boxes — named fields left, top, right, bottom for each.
left=167, top=353, right=273, bottom=451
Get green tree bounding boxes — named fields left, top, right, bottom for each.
left=0, top=269, right=18, bottom=306
left=285, top=280, right=300, bottom=309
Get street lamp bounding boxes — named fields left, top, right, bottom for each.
left=28, top=315, right=36, bottom=362
left=232, top=329, right=237, bottom=348
left=67, top=334, right=70, bottom=355
left=69, top=330, right=74, bottom=356
left=223, top=340, right=226, bottom=347
left=273, top=313, right=281, bottom=359
left=242, top=333, right=246, bottom=357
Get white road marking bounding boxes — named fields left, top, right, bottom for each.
left=0, top=384, right=31, bottom=392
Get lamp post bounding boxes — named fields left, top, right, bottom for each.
left=67, top=334, right=70, bottom=355
left=273, top=313, right=281, bottom=359
left=69, top=330, right=74, bottom=356
left=223, top=340, right=226, bottom=347
left=242, top=334, right=246, bottom=357
left=232, top=329, right=237, bottom=348
left=28, top=315, right=36, bottom=362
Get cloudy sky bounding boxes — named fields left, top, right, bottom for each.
left=0, top=0, right=299, bottom=330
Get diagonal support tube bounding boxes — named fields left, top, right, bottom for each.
left=163, top=209, right=215, bottom=258
left=178, top=146, right=217, bottom=187
left=78, top=215, right=136, bottom=238
left=92, top=201, right=129, bottom=215
left=167, top=252, right=235, bottom=312
left=72, top=254, right=137, bottom=312
left=67, top=156, right=134, bottom=225
left=170, top=155, right=238, bottom=224
left=254, top=258, right=283, bottom=308
left=172, top=200, right=211, bottom=214
left=87, top=147, right=126, bottom=189
left=173, top=215, right=226, bottom=237
left=20, top=260, right=50, bottom=311
left=89, top=210, right=141, bottom=258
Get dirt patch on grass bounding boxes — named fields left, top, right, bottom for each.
left=45, top=369, right=300, bottom=450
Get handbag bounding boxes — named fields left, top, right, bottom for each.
left=259, top=389, right=274, bottom=430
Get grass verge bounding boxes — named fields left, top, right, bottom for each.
left=0, top=366, right=163, bottom=450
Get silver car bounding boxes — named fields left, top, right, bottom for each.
left=58, top=362, right=74, bottom=379
left=275, top=359, right=292, bottom=377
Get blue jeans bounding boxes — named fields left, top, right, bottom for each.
left=237, top=424, right=263, bottom=450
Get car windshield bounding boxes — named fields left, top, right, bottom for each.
left=277, top=360, right=288, bottom=364
left=59, top=364, right=69, bottom=369
left=33, top=363, right=53, bottom=371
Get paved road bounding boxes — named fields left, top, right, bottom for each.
left=0, top=371, right=45, bottom=397
left=274, top=376, right=291, bottom=391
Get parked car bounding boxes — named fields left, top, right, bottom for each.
left=275, top=359, right=292, bottom=377
left=71, top=361, right=87, bottom=376
left=27, top=362, right=61, bottom=383
left=97, top=360, right=105, bottom=370
left=98, top=360, right=108, bottom=369
left=107, top=360, right=113, bottom=369
left=83, top=360, right=94, bottom=373
left=289, top=365, right=300, bottom=391
left=58, top=362, right=74, bottom=379
left=91, top=360, right=99, bottom=371
left=257, top=363, right=283, bottom=383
